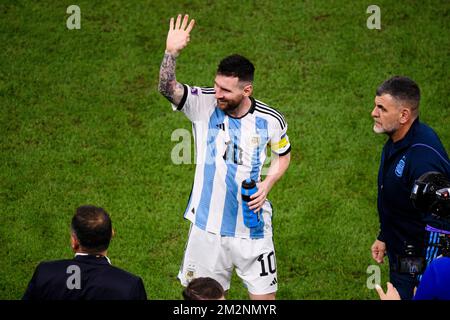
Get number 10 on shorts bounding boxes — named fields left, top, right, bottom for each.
left=258, top=251, right=276, bottom=276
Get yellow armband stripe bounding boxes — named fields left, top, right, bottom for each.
left=271, top=137, right=288, bottom=151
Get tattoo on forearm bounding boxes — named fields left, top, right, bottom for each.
left=159, top=53, right=180, bottom=103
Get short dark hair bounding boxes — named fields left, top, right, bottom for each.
left=71, top=205, right=112, bottom=253
left=182, top=277, right=225, bottom=300
left=376, top=76, right=420, bottom=112
left=217, top=54, right=255, bottom=82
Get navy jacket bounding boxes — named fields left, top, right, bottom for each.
left=377, top=118, right=450, bottom=267
left=23, top=254, right=147, bottom=300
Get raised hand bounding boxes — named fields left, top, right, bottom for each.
left=165, top=14, right=195, bottom=57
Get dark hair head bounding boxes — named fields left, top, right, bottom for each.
left=71, top=205, right=112, bottom=253
left=217, top=54, right=255, bottom=83
left=376, top=76, right=420, bottom=113
left=182, top=277, right=225, bottom=300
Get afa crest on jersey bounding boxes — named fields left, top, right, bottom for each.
left=185, top=263, right=196, bottom=282
left=250, top=135, right=261, bottom=147
left=395, top=156, right=406, bottom=177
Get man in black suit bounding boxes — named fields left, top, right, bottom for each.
left=23, top=205, right=147, bottom=300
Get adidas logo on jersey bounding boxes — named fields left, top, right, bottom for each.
left=216, top=123, right=225, bottom=131
left=270, top=277, right=278, bottom=286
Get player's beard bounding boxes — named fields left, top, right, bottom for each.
left=217, top=98, right=241, bottom=113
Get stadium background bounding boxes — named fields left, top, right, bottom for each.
left=1, top=0, right=448, bottom=299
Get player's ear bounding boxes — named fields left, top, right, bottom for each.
left=242, top=83, right=253, bottom=97
left=111, top=229, right=115, bottom=238
left=70, top=231, right=79, bottom=252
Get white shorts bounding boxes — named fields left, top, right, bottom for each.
left=178, top=223, right=278, bottom=295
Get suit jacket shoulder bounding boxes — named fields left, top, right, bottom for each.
left=23, top=256, right=147, bottom=300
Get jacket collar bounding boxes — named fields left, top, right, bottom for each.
left=386, top=117, right=421, bottom=155
left=74, top=253, right=111, bottom=265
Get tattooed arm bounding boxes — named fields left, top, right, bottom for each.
left=158, top=14, right=195, bottom=106
left=158, top=52, right=185, bottom=105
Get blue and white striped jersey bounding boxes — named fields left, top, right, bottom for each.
left=172, top=84, right=291, bottom=239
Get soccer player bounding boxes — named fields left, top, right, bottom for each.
left=158, top=14, right=291, bottom=300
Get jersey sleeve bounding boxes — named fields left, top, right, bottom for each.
left=269, top=115, right=291, bottom=156
left=171, top=84, right=216, bottom=122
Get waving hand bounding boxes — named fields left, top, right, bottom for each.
left=166, top=14, right=195, bottom=57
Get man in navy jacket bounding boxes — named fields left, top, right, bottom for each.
left=23, top=205, right=147, bottom=300
left=370, top=76, right=450, bottom=300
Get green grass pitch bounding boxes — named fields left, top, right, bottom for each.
left=1, top=0, right=449, bottom=299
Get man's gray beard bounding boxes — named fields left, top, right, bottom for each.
left=373, top=122, right=399, bottom=136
